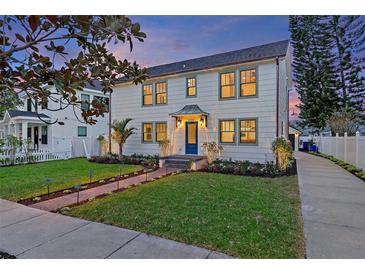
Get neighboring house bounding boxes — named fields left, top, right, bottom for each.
left=0, top=85, right=109, bottom=157
left=111, top=40, right=291, bottom=163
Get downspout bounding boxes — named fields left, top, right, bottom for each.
left=276, top=56, right=279, bottom=138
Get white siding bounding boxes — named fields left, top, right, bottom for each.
left=112, top=58, right=289, bottom=163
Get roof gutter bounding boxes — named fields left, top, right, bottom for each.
left=276, top=56, right=279, bottom=138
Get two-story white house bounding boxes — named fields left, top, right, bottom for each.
left=0, top=84, right=109, bottom=157
left=111, top=40, right=291, bottom=163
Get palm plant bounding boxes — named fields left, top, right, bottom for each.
left=111, top=118, right=136, bottom=160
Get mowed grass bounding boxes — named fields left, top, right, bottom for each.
left=0, top=158, right=142, bottom=201
left=67, top=172, right=304, bottom=258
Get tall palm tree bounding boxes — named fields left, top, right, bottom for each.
left=111, top=118, right=136, bottom=160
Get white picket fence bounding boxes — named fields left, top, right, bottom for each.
left=313, top=131, right=365, bottom=170
left=0, top=148, right=72, bottom=166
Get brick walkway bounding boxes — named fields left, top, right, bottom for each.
left=31, top=167, right=180, bottom=212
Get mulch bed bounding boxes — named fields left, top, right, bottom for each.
left=17, top=168, right=157, bottom=206
left=0, top=251, right=16, bottom=259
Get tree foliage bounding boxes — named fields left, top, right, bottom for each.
left=290, top=15, right=365, bottom=130
left=329, top=16, right=365, bottom=115
left=0, top=16, right=148, bottom=124
left=111, top=118, right=136, bottom=159
left=327, top=110, right=362, bottom=136
left=289, top=16, right=339, bottom=130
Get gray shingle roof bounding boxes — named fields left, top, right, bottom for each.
left=119, top=39, right=289, bottom=83
left=170, top=104, right=209, bottom=116
left=8, top=110, right=51, bottom=119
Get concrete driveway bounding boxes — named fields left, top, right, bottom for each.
left=296, top=152, right=365, bottom=258
left=0, top=199, right=232, bottom=259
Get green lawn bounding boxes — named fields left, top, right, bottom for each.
left=66, top=172, right=304, bottom=258
left=0, top=158, right=142, bottom=201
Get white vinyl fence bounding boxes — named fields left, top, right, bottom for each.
left=313, top=131, right=365, bottom=170
left=0, top=148, right=72, bottom=166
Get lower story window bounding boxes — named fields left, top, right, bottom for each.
left=143, top=123, right=153, bottom=142
left=219, top=120, right=235, bottom=143
left=78, top=126, right=87, bottom=137
left=239, top=119, right=257, bottom=143
left=156, top=122, right=167, bottom=142
left=41, top=126, right=48, bottom=144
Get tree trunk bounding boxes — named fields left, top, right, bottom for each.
left=119, top=143, right=123, bottom=161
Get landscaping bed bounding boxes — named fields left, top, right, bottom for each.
left=0, top=158, right=143, bottom=201
left=204, top=158, right=297, bottom=177
left=17, top=168, right=155, bottom=206
left=65, top=172, right=304, bottom=258
left=308, top=151, right=365, bottom=182
left=89, top=153, right=159, bottom=169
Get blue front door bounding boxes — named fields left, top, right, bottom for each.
left=185, top=122, right=198, bottom=154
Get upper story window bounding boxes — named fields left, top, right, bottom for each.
left=27, top=99, right=32, bottom=112
left=142, top=123, right=153, bottom=142
left=219, top=120, right=235, bottom=143
left=81, top=94, right=90, bottom=111
left=156, top=122, right=167, bottom=142
left=239, top=119, right=257, bottom=144
left=142, top=85, right=153, bottom=106
left=94, top=96, right=110, bottom=112
left=220, top=72, right=235, bottom=99
left=155, top=82, right=167, bottom=105
left=240, top=69, right=256, bottom=97
left=186, top=77, right=197, bottom=97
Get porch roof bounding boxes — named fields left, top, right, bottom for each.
left=8, top=110, right=50, bottom=119
left=169, top=104, right=209, bottom=117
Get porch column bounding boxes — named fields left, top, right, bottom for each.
left=21, top=122, right=28, bottom=143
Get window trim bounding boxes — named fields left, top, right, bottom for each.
left=77, top=126, right=87, bottom=137
left=239, top=67, right=258, bottom=98
left=219, top=71, right=236, bottom=100
left=142, top=84, right=153, bottom=107
left=155, top=121, right=168, bottom=143
left=238, top=118, right=258, bottom=146
left=218, top=119, right=236, bottom=144
left=186, top=76, right=197, bottom=98
left=142, top=122, right=154, bottom=143
left=155, top=81, right=168, bottom=105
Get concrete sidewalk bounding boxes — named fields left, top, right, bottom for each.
left=0, top=199, right=232, bottom=259
left=295, top=152, right=365, bottom=258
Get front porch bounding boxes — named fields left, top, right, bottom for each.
left=0, top=110, right=51, bottom=150
left=169, top=104, right=209, bottom=157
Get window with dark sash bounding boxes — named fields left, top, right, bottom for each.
left=156, top=122, right=167, bottom=142
left=220, top=72, right=236, bottom=99
left=186, top=77, right=197, bottom=97
left=142, top=123, right=153, bottom=142
left=78, top=126, right=87, bottom=137
left=155, top=82, right=167, bottom=104
left=239, top=119, right=257, bottom=143
left=219, top=120, right=235, bottom=143
left=142, top=85, right=153, bottom=106
left=240, top=69, right=256, bottom=97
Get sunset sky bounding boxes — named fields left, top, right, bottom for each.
left=122, top=16, right=300, bottom=120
